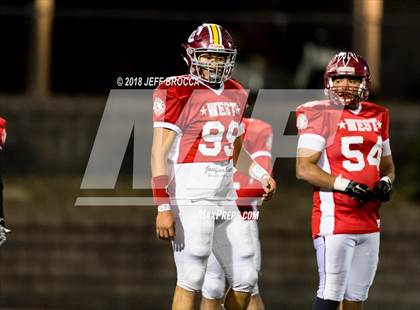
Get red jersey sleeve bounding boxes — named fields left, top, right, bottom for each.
left=381, top=108, right=391, bottom=156
left=152, top=81, right=185, bottom=134
left=381, top=108, right=390, bottom=141
left=243, top=121, right=273, bottom=173
left=0, top=118, right=7, bottom=150
left=235, top=119, right=273, bottom=201
left=296, top=103, right=327, bottom=151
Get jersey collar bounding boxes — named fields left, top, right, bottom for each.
left=347, top=102, right=362, bottom=115
left=192, top=75, right=225, bottom=96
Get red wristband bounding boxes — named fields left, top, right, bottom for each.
left=151, top=175, right=170, bottom=206
left=236, top=188, right=265, bottom=198
left=0, top=118, right=6, bottom=129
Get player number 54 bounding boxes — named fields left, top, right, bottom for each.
left=341, top=136, right=382, bottom=172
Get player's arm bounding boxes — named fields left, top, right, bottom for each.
left=233, top=136, right=276, bottom=200
left=248, top=125, right=273, bottom=173
left=380, top=155, right=395, bottom=182
left=151, top=127, right=177, bottom=241
left=296, top=147, right=371, bottom=203
left=151, top=127, right=176, bottom=176
left=296, top=148, right=335, bottom=188
left=371, top=154, right=395, bottom=203
left=371, top=109, right=395, bottom=203
left=0, top=118, right=10, bottom=246
left=253, top=156, right=272, bottom=174
left=0, top=173, right=5, bottom=230
left=0, top=151, right=5, bottom=222
left=0, top=173, right=8, bottom=244
left=295, top=109, right=339, bottom=189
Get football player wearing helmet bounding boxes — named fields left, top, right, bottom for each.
left=201, top=118, right=273, bottom=310
left=151, top=24, right=276, bottom=310
left=324, top=52, right=370, bottom=109
left=182, top=23, right=236, bottom=85
left=0, top=117, right=10, bottom=246
left=296, top=52, right=395, bottom=310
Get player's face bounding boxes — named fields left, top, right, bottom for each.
left=197, top=53, right=226, bottom=83
left=332, top=76, right=362, bottom=106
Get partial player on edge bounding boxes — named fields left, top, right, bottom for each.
left=0, top=117, right=10, bottom=246
left=201, top=117, right=273, bottom=310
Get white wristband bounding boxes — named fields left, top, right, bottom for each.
left=333, top=175, right=351, bottom=192
left=249, top=163, right=270, bottom=182
left=157, top=204, right=171, bottom=212
left=380, top=176, right=392, bottom=185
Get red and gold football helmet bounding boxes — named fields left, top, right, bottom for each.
left=324, top=52, right=371, bottom=105
left=183, top=23, right=237, bottom=84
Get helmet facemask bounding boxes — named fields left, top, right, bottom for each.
left=187, top=47, right=237, bottom=84
left=325, top=75, right=369, bottom=107
left=324, top=52, right=371, bottom=107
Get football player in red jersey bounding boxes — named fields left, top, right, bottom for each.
left=151, top=24, right=276, bottom=310
left=296, top=52, right=395, bottom=310
left=201, top=118, right=273, bottom=310
left=0, top=117, right=10, bottom=246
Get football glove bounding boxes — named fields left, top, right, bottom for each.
left=344, top=181, right=372, bottom=204
left=0, top=219, right=10, bottom=246
left=372, top=176, right=392, bottom=202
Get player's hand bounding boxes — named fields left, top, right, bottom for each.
left=261, top=175, right=276, bottom=201
left=344, top=181, right=371, bottom=204
left=0, top=220, right=11, bottom=246
left=156, top=210, right=176, bottom=241
left=372, top=177, right=392, bottom=203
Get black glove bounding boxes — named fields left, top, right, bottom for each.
left=344, top=181, right=372, bottom=204
left=372, top=177, right=392, bottom=202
